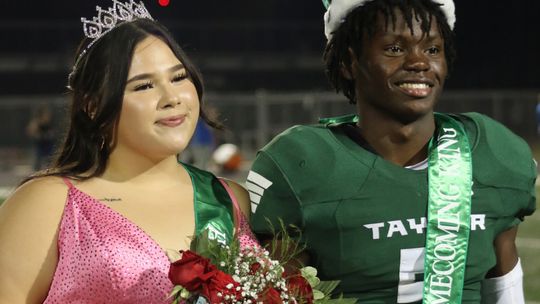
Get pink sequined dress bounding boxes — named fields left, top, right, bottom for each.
left=43, top=172, right=258, bottom=304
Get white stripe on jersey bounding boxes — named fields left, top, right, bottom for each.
left=247, top=171, right=273, bottom=189
left=249, top=192, right=262, bottom=204
left=246, top=171, right=273, bottom=213
left=246, top=181, right=264, bottom=195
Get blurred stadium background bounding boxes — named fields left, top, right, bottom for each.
left=0, top=0, right=539, bottom=301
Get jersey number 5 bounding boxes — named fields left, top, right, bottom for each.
left=398, top=247, right=425, bottom=303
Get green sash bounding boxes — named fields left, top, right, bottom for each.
left=181, top=163, right=235, bottom=245
left=423, top=113, right=472, bottom=304
left=318, top=114, right=473, bottom=303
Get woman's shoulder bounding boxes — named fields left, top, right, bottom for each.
left=1, top=176, right=70, bottom=226
left=9, top=176, right=69, bottom=206
left=0, top=176, right=69, bottom=303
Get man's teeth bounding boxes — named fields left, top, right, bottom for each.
left=399, top=83, right=430, bottom=89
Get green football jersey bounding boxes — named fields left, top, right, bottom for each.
left=248, top=112, right=536, bottom=303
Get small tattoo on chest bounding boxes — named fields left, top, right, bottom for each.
left=99, top=197, right=123, bottom=202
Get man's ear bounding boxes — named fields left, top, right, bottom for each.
left=341, top=47, right=359, bottom=80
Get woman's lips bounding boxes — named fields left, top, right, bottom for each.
left=156, top=115, right=186, bottom=127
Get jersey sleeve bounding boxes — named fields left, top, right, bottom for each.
left=460, top=113, right=537, bottom=231
left=248, top=151, right=304, bottom=237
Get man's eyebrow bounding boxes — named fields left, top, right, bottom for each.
left=420, top=30, right=443, bottom=39
left=126, top=63, right=185, bottom=84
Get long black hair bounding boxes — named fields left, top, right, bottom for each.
left=26, top=18, right=220, bottom=183
left=324, top=0, right=456, bottom=104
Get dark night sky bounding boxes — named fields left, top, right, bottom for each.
left=0, top=0, right=538, bottom=92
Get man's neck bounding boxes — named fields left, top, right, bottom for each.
left=357, top=106, right=435, bottom=167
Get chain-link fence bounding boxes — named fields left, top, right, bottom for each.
left=0, top=90, right=538, bottom=181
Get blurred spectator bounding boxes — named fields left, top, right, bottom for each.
left=180, top=119, right=216, bottom=170
left=536, top=102, right=540, bottom=136
left=212, top=143, right=242, bottom=173
left=26, top=105, right=55, bottom=171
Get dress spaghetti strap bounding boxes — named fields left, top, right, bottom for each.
left=217, top=178, right=242, bottom=230
left=62, top=177, right=74, bottom=188
left=217, top=178, right=260, bottom=249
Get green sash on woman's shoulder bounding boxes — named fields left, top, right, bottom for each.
left=423, top=113, right=473, bottom=304
left=181, top=163, right=235, bottom=245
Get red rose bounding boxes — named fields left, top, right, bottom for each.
left=286, top=272, right=313, bottom=304
left=168, top=250, right=217, bottom=291
left=259, top=287, right=283, bottom=304
left=202, top=270, right=241, bottom=303
left=250, top=262, right=262, bottom=274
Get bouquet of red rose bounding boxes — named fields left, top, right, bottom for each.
left=168, top=230, right=355, bottom=304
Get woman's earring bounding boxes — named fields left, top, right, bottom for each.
left=100, top=136, right=106, bottom=150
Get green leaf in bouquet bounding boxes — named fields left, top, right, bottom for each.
left=317, top=298, right=358, bottom=304
left=180, top=288, right=191, bottom=299
left=301, top=266, right=321, bottom=287
left=189, top=228, right=241, bottom=274
left=264, top=218, right=306, bottom=266
left=301, top=266, right=318, bottom=278
left=165, top=248, right=182, bottom=262
left=313, top=289, right=326, bottom=300
left=314, top=280, right=340, bottom=295
left=168, top=285, right=186, bottom=303
left=189, top=230, right=215, bottom=257
left=168, top=284, right=184, bottom=296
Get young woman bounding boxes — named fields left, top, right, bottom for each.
left=0, top=2, right=254, bottom=303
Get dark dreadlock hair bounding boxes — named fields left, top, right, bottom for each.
left=323, top=0, right=456, bottom=104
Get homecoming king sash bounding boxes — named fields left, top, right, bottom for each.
left=319, top=113, right=473, bottom=303
left=423, top=113, right=473, bottom=304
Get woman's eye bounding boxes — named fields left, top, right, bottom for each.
left=172, top=72, right=187, bottom=83
left=134, top=82, right=153, bottom=91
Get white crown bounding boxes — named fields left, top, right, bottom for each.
left=69, top=0, right=154, bottom=84
left=81, top=0, right=154, bottom=49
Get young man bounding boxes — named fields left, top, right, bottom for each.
left=248, top=0, right=536, bottom=303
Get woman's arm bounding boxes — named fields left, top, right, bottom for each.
left=0, top=177, right=67, bottom=303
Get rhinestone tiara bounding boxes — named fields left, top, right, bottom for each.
left=70, top=0, right=153, bottom=78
